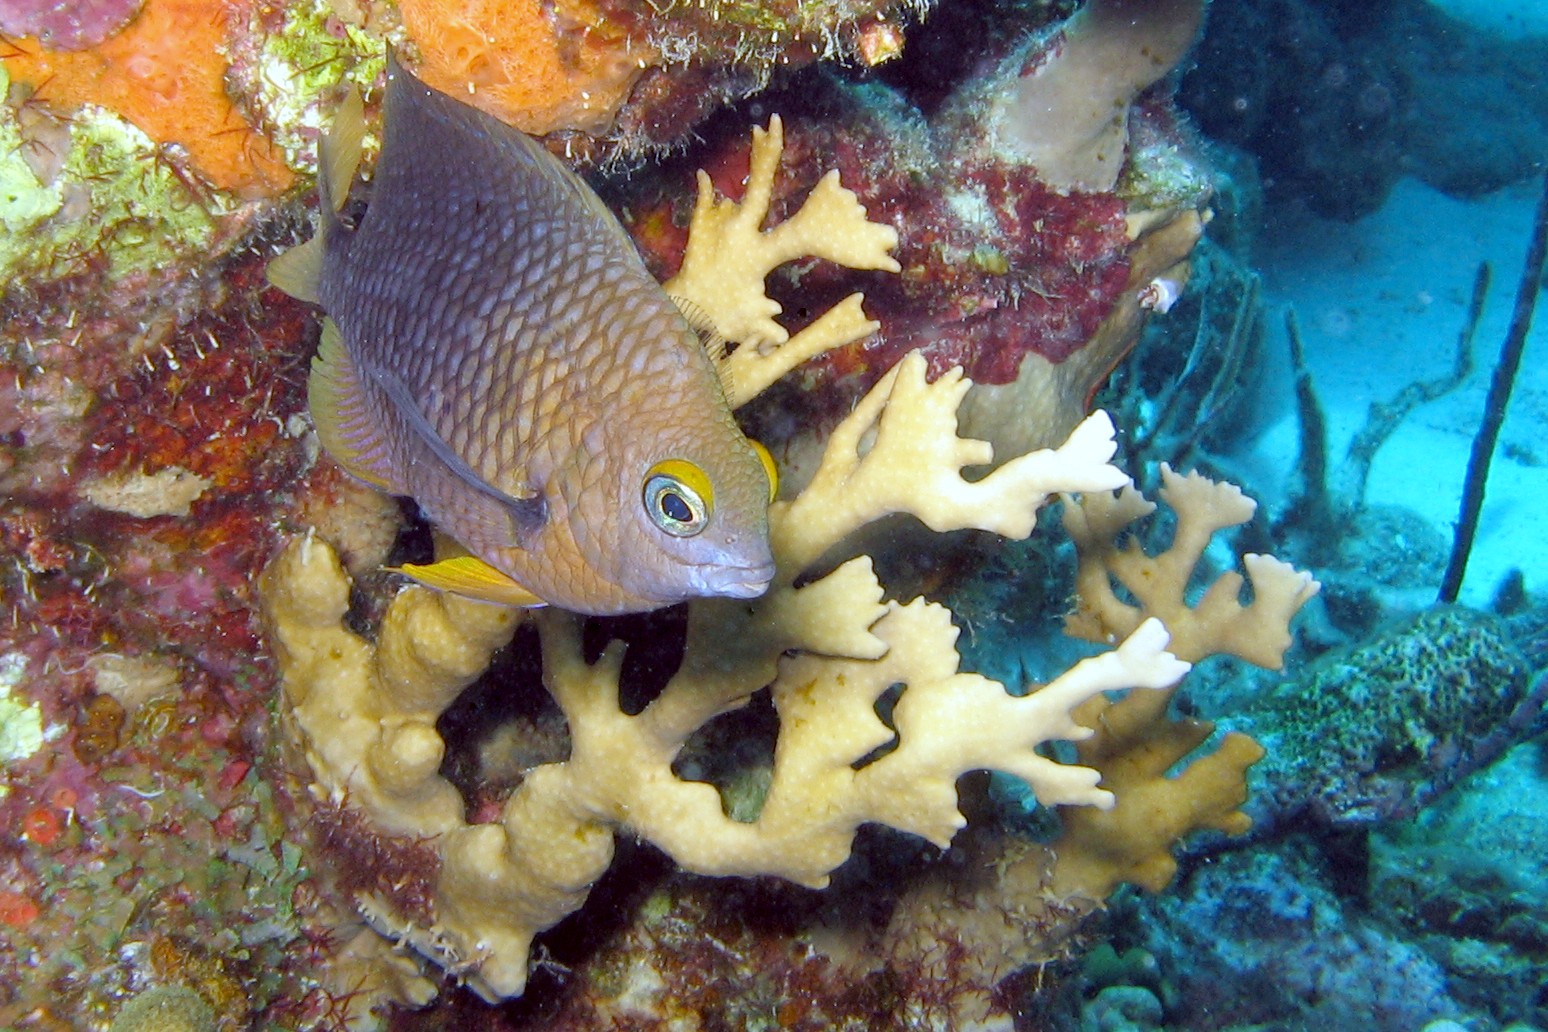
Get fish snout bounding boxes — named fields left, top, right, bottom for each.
left=695, top=558, right=776, bottom=600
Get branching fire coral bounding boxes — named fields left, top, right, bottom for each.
left=663, top=115, right=901, bottom=406
left=263, top=352, right=1184, bottom=1001
left=1051, top=466, right=1321, bottom=901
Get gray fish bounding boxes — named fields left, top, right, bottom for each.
left=269, top=56, right=776, bottom=615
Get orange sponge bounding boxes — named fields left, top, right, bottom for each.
left=397, top=0, right=654, bottom=135
left=2, top=0, right=293, bottom=197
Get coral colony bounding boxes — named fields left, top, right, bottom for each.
left=4, top=1, right=1293, bottom=1026
left=5, top=0, right=1540, bottom=1030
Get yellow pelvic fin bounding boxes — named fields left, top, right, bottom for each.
left=308, top=319, right=396, bottom=491
left=388, top=555, right=547, bottom=608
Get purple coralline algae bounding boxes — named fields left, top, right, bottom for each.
left=0, top=0, right=144, bottom=51
left=0, top=249, right=377, bottom=1027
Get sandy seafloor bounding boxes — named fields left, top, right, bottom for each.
left=1438, top=0, right=1548, bottom=36
left=1233, top=0, right=1547, bottom=611
left=1242, top=172, right=1546, bottom=610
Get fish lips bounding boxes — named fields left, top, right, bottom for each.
left=693, top=559, right=776, bottom=600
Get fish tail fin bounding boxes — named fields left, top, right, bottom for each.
left=266, top=86, right=368, bottom=303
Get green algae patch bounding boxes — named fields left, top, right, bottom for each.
left=1, top=65, right=217, bottom=286
left=0, top=653, right=43, bottom=770
left=250, top=0, right=388, bottom=174
left=0, top=68, right=63, bottom=245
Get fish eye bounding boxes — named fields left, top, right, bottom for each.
left=643, top=459, right=712, bottom=537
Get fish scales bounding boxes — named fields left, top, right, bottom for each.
left=275, top=57, right=776, bottom=614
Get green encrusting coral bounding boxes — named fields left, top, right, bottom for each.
left=1273, top=607, right=1525, bottom=762
left=1247, top=606, right=1530, bottom=827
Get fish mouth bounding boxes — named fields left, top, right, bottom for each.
left=695, top=562, right=776, bottom=600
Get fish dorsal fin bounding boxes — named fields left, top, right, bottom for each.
left=266, top=86, right=367, bottom=303
left=321, top=85, right=367, bottom=214
left=308, top=318, right=397, bottom=490
left=669, top=295, right=735, bottom=396
left=372, top=369, right=547, bottom=548
left=384, top=53, right=640, bottom=257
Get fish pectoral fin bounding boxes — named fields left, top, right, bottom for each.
left=374, top=369, right=548, bottom=549
left=267, top=236, right=324, bottom=304
left=669, top=296, right=729, bottom=362
left=308, top=319, right=400, bottom=491
left=388, top=556, right=548, bottom=608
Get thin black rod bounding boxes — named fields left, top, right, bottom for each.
left=1438, top=172, right=1548, bottom=603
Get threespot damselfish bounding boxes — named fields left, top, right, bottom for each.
left=268, top=55, right=777, bottom=615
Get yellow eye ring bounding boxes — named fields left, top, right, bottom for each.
left=750, top=438, right=779, bottom=503
left=643, top=459, right=712, bottom=537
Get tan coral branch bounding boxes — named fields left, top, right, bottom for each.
left=662, top=115, right=900, bottom=407
left=1062, top=463, right=1321, bottom=667
left=258, top=97, right=1315, bottom=1008
left=774, top=353, right=1130, bottom=573
left=1044, top=465, right=1320, bottom=904
left=261, top=532, right=520, bottom=836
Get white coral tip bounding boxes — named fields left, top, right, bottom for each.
left=1116, top=617, right=1191, bottom=689
left=1138, top=277, right=1182, bottom=313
